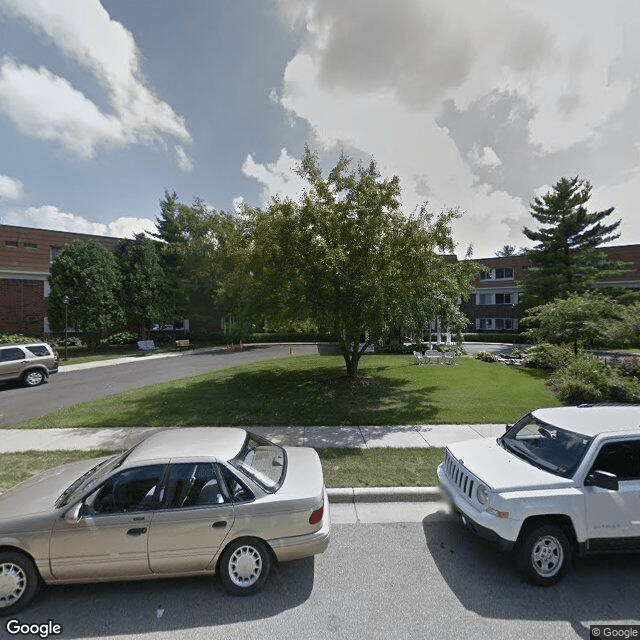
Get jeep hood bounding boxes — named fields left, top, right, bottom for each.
left=447, top=438, right=573, bottom=492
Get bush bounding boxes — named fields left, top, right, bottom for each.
left=551, top=356, right=640, bottom=404
left=474, top=351, right=498, bottom=363
left=103, top=332, right=137, bottom=346
left=0, top=333, right=41, bottom=344
left=524, top=343, right=574, bottom=371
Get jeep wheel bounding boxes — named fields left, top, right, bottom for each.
left=23, top=370, right=45, bottom=387
left=0, top=551, right=40, bottom=616
left=516, top=523, right=572, bottom=586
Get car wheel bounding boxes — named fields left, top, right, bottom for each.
left=0, top=551, right=40, bottom=616
left=23, top=370, right=45, bottom=387
left=218, top=538, right=271, bottom=596
left=516, top=523, right=572, bottom=586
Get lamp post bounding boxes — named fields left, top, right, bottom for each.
left=62, top=295, right=69, bottom=361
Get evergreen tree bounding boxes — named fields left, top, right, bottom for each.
left=521, top=176, right=627, bottom=305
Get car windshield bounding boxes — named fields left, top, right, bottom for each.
left=499, top=414, right=593, bottom=478
left=55, top=449, right=131, bottom=508
left=230, top=432, right=287, bottom=493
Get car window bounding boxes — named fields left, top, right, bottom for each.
left=25, top=345, right=49, bottom=357
left=160, top=462, right=226, bottom=508
left=1, top=347, right=25, bottom=362
left=220, top=464, right=254, bottom=502
left=84, top=465, right=164, bottom=514
left=589, top=440, right=640, bottom=480
left=230, top=432, right=286, bottom=492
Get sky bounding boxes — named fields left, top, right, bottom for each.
left=0, top=0, right=638, bottom=259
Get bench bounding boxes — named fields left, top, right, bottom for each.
left=175, top=339, right=192, bottom=351
left=137, top=340, right=159, bottom=352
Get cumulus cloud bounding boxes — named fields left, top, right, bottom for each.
left=0, top=0, right=191, bottom=164
left=175, top=145, right=194, bottom=172
left=266, top=0, right=640, bottom=256
left=2, top=204, right=155, bottom=238
left=0, top=172, right=24, bottom=199
left=242, top=148, right=308, bottom=205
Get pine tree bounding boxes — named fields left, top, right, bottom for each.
left=521, top=176, right=627, bottom=305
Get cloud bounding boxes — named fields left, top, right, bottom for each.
left=175, top=145, right=194, bottom=172
left=265, top=0, right=640, bottom=256
left=0, top=172, right=24, bottom=199
left=0, top=0, right=191, bottom=163
left=242, top=148, right=308, bottom=205
left=1, top=204, right=156, bottom=238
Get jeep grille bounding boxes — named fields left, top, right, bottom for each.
left=444, top=451, right=475, bottom=500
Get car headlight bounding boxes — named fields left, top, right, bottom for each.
left=476, top=484, right=489, bottom=505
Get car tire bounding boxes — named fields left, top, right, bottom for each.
left=516, top=522, right=572, bottom=586
left=218, top=538, right=271, bottom=596
left=23, top=369, right=46, bottom=387
left=0, top=551, right=41, bottom=616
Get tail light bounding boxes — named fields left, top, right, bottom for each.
left=309, top=506, right=324, bottom=525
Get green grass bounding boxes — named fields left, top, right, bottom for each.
left=18, top=355, right=559, bottom=429
left=0, top=447, right=445, bottom=493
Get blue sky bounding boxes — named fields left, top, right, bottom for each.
left=1, top=0, right=639, bottom=258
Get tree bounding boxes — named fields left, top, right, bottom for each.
left=521, top=177, right=627, bottom=305
left=48, top=240, right=124, bottom=350
left=115, top=234, right=168, bottom=337
left=522, top=292, right=618, bottom=354
left=241, top=148, right=476, bottom=378
left=495, top=244, right=517, bottom=257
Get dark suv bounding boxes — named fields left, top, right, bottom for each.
left=0, top=343, right=59, bottom=387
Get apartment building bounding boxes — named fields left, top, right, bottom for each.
left=0, top=224, right=119, bottom=335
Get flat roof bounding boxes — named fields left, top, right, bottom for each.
left=532, top=405, right=640, bottom=437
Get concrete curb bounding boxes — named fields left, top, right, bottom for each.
left=327, top=486, right=441, bottom=503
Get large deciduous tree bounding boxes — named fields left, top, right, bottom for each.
left=48, top=240, right=124, bottom=350
left=243, top=148, right=475, bottom=378
left=521, top=177, right=627, bottom=305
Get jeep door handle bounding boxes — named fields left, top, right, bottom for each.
left=211, top=521, right=227, bottom=529
left=126, top=527, right=148, bottom=536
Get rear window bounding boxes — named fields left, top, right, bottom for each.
left=230, top=432, right=287, bottom=493
left=25, top=345, right=50, bottom=357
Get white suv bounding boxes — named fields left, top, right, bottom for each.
left=438, top=405, right=640, bottom=585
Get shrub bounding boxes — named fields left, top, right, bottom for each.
left=524, top=343, right=574, bottom=371
left=474, top=351, right=497, bottom=363
left=0, top=333, right=41, bottom=344
left=104, top=331, right=137, bottom=346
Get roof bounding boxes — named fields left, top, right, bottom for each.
left=123, top=427, right=248, bottom=466
left=532, top=405, right=640, bottom=437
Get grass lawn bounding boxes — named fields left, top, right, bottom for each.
left=17, top=354, right=560, bottom=429
left=0, top=447, right=445, bottom=494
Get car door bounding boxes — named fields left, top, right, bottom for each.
left=147, top=461, right=235, bottom=574
left=0, top=346, right=26, bottom=381
left=50, top=464, right=164, bottom=580
left=584, top=439, right=640, bottom=550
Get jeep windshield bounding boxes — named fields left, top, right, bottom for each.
left=499, top=414, right=593, bottom=478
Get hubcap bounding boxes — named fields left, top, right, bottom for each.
left=531, top=535, right=563, bottom=577
left=0, top=563, right=27, bottom=608
left=26, top=372, right=43, bottom=385
left=228, top=545, right=262, bottom=588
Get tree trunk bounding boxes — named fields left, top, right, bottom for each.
left=340, top=337, right=362, bottom=378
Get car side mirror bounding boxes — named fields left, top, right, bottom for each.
left=64, top=502, right=83, bottom=524
left=585, top=470, right=619, bottom=491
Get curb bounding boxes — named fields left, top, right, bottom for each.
left=327, top=486, right=441, bottom=503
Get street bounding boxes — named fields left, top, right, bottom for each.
left=9, top=506, right=639, bottom=640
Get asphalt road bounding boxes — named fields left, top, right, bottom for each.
left=0, top=344, right=319, bottom=427
left=9, top=510, right=639, bottom=640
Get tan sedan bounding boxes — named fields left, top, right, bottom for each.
left=0, top=428, right=330, bottom=614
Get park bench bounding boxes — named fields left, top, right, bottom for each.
left=175, top=339, right=192, bottom=350
left=137, top=340, right=158, bottom=352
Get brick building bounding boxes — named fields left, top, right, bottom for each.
left=0, top=224, right=119, bottom=335
left=461, top=245, right=640, bottom=333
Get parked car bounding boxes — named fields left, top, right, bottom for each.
left=0, top=427, right=330, bottom=614
left=438, top=404, right=640, bottom=585
left=0, top=342, right=59, bottom=387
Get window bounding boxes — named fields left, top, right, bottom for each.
left=495, top=293, right=515, bottom=304
left=589, top=441, right=640, bottom=480
left=231, top=433, right=286, bottom=493
left=25, top=345, right=49, bottom=357
left=477, top=293, right=492, bottom=305
left=0, top=347, right=25, bottom=362
left=494, top=318, right=513, bottom=330
left=85, top=465, right=164, bottom=514
left=4, top=240, right=18, bottom=248
left=24, top=243, right=38, bottom=249
left=479, top=267, right=514, bottom=281
left=50, top=246, right=62, bottom=263
left=477, top=318, right=493, bottom=329
left=161, top=462, right=225, bottom=508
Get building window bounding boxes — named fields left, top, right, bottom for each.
left=480, top=267, right=514, bottom=281
left=24, top=242, right=38, bottom=249
left=50, top=246, right=62, bottom=263
left=477, top=293, right=492, bottom=305
left=476, top=318, right=517, bottom=330
left=4, top=240, right=18, bottom=248
left=495, top=293, right=515, bottom=304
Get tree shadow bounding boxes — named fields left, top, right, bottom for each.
left=26, top=558, right=315, bottom=638
left=423, top=512, right=640, bottom=639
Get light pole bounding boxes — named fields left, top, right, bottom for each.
left=62, top=295, right=69, bottom=361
